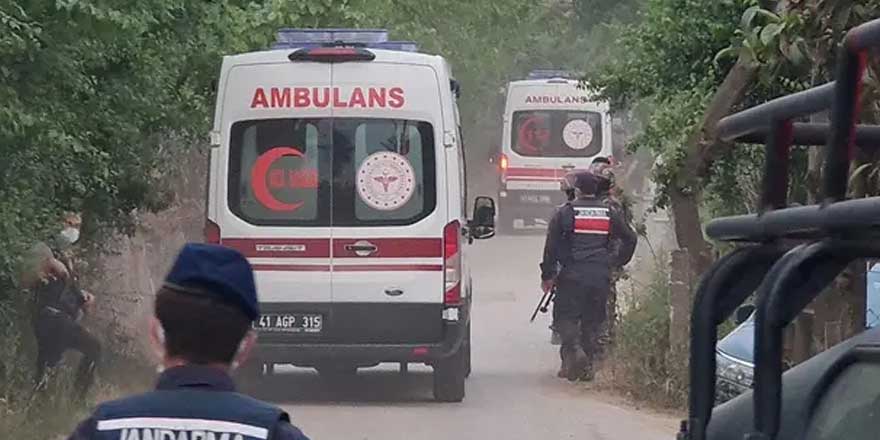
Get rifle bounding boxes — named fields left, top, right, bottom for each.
left=530, top=287, right=556, bottom=322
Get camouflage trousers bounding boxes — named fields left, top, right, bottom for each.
left=596, top=271, right=622, bottom=356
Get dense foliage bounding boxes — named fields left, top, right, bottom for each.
left=0, top=0, right=633, bottom=303
left=587, top=0, right=880, bottom=218
left=1, top=2, right=644, bottom=437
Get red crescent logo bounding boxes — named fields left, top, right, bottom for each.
left=518, top=117, right=540, bottom=154
left=250, top=147, right=306, bottom=212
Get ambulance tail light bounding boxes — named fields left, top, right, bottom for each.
left=288, top=47, right=376, bottom=63
left=499, top=153, right=509, bottom=183
left=204, top=219, right=221, bottom=244
left=443, top=220, right=462, bottom=306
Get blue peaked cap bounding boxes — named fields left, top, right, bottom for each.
left=164, top=243, right=259, bottom=321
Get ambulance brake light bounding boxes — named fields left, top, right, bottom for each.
left=289, top=47, right=376, bottom=63
left=443, top=220, right=462, bottom=306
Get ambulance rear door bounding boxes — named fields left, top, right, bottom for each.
left=328, top=56, right=448, bottom=345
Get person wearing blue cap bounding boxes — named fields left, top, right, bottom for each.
left=65, top=243, right=311, bottom=440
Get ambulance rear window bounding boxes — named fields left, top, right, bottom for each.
left=226, top=118, right=435, bottom=227
left=511, top=110, right=603, bottom=157
left=228, top=118, right=329, bottom=226
left=332, top=119, right=436, bottom=226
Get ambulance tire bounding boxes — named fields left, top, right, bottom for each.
left=235, top=362, right=265, bottom=397
left=497, top=206, right=516, bottom=235
left=498, top=218, right=515, bottom=236
left=433, top=342, right=467, bottom=402
left=463, top=322, right=472, bottom=378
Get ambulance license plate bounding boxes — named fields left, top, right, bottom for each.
left=254, top=313, right=323, bottom=334
left=520, top=194, right=552, bottom=204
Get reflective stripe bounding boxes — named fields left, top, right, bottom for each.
left=96, top=418, right=268, bottom=439
left=573, top=206, right=610, bottom=235
left=574, top=218, right=610, bottom=234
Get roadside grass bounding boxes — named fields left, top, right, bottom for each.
left=597, top=264, right=687, bottom=409
left=0, top=299, right=152, bottom=440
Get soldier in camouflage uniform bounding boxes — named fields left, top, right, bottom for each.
left=589, top=158, right=637, bottom=356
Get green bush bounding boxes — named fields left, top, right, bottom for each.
left=605, top=265, right=686, bottom=407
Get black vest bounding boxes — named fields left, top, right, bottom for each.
left=561, top=197, right=612, bottom=266
left=92, top=389, right=285, bottom=440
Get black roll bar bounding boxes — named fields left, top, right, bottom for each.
left=824, top=19, right=880, bottom=202
left=705, top=197, right=880, bottom=242
left=685, top=15, right=880, bottom=440
left=685, top=245, right=791, bottom=440
left=738, top=123, right=880, bottom=147
left=716, top=83, right=835, bottom=143
left=750, top=238, right=880, bottom=440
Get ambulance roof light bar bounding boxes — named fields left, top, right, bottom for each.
left=277, top=28, right=389, bottom=44
left=273, top=28, right=419, bottom=53
left=526, top=69, right=578, bottom=80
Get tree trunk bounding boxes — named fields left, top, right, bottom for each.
left=668, top=53, right=758, bottom=273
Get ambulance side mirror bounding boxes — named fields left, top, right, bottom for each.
left=470, top=196, right=496, bottom=240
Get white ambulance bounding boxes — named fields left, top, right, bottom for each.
left=495, top=70, right=612, bottom=232
left=205, top=29, right=496, bottom=402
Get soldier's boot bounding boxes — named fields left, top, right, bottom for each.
left=556, top=345, right=569, bottom=378
left=557, top=320, right=589, bottom=382
left=578, top=355, right=596, bottom=381
left=550, top=325, right=561, bottom=346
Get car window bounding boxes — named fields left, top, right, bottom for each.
left=717, top=319, right=755, bottom=364
left=511, top=110, right=603, bottom=157
left=806, top=362, right=880, bottom=440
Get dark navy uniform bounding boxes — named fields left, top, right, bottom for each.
left=66, top=365, right=309, bottom=440
left=541, top=171, right=636, bottom=379
left=65, top=243, right=310, bottom=440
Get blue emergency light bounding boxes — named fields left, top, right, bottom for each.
left=272, top=28, right=419, bottom=52
left=527, top=69, right=577, bottom=80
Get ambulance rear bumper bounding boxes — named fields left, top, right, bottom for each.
left=252, top=304, right=470, bottom=365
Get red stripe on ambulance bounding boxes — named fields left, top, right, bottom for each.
left=250, top=87, right=405, bottom=109
left=221, top=237, right=441, bottom=258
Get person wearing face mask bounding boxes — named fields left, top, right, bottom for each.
left=24, top=212, right=100, bottom=397
left=65, top=243, right=311, bottom=440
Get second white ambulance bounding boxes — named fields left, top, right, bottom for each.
left=495, top=70, right=612, bottom=232
left=205, top=29, right=495, bottom=402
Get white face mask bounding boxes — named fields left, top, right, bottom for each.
left=59, top=227, right=80, bottom=245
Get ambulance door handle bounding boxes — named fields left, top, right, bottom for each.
left=345, top=241, right=378, bottom=257
left=561, top=164, right=576, bottom=170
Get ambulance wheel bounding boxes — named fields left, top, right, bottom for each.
left=433, top=344, right=467, bottom=402
left=497, top=211, right=516, bottom=235
left=235, top=362, right=265, bottom=396
left=464, top=323, right=472, bottom=378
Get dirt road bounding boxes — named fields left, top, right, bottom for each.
left=261, top=235, right=678, bottom=439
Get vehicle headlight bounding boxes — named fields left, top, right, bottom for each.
left=716, top=353, right=753, bottom=388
